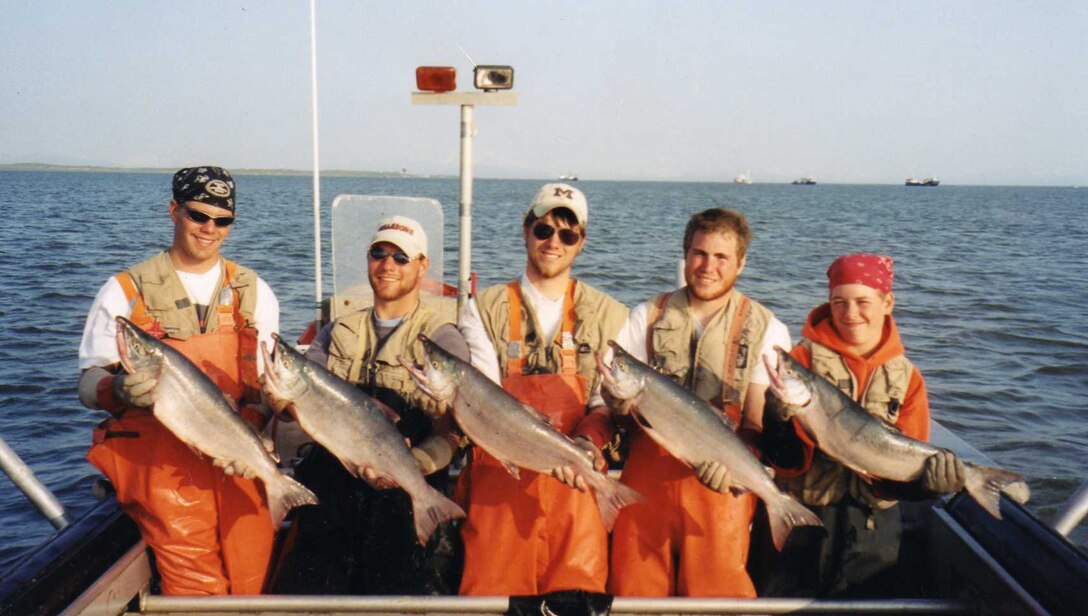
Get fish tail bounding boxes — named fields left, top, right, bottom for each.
left=766, top=495, right=823, bottom=551
left=589, top=475, right=645, bottom=531
left=411, top=485, right=466, bottom=545
left=265, top=474, right=319, bottom=526
left=964, top=462, right=1029, bottom=519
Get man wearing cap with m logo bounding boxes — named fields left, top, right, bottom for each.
left=78, top=166, right=281, bottom=595
left=457, top=183, right=629, bottom=596
left=263, top=215, right=470, bottom=595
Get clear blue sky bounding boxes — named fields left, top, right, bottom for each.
left=2, top=1, right=1085, bottom=185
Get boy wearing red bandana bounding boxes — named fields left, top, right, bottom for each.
left=755, top=254, right=964, bottom=597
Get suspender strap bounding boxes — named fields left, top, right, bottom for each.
left=114, top=272, right=149, bottom=327
left=216, top=260, right=244, bottom=332
left=505, top=280, right=578, bottom=377
left=558, top=280, right=578, bottom=376
left=505, top=282, right=524, bottom=377
left=721, top=294, right=752, bottom=412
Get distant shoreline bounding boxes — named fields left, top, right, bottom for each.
left=0, top=163, right=453, bottom=179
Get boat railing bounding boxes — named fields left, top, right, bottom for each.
left=139, top=594, right=972, bottom=614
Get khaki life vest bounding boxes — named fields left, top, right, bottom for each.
left=475, top=279, right=628, bottom=401
left=325, top=301, right=453, bottom=402
left=646, top=288, right=772, bottom=425
left=119, top=250, right=258, bottom=340
left=778, top=339, right=914, bottom=508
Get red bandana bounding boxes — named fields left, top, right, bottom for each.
left=827, top=254, right=894, bottom=294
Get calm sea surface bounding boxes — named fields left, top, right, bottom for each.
left=0, top=171, right=1085, bottom=571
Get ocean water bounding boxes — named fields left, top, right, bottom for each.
left=0, top=171, right=1085, bottom=572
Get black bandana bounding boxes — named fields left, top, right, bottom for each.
left=172, top=166, right=236, bottom=212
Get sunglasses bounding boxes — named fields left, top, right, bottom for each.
left=368, top=246, right=418, bottom=265
left=180, top=205, right=235, bottom=228
left=531, top=222, right=582, bottom=246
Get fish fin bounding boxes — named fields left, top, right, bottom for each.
left=410, top=485, right=466, bottom=545
left=765, top=495, right=824, bottom=551
left=587, top=474, right=645, bottom=531
left=374, top=399, right=401, bottom=424
left=500, top=460, right=521, bottom=479
left=964, top=462, right=1028, bottom=519
left=521, top=403, right=557, bottom=427
left=264, top=474, right=319, bottom=526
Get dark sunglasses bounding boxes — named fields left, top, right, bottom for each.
left=531, top=222, right=581, bottom=246
left=368, top=246, right=417, bottom=265
left=180, top=205, right=235, bottom=228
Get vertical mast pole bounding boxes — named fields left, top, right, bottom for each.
left=309, top=0, right=322, bottom=321
left=458, top=104, right=475, bottom=314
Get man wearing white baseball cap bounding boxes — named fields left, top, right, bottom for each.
left=457, top=183, right=631, bottom=596
left=263, top=214, right=468, bottom=595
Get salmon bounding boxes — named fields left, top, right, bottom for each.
left=400, top=334, right=644, bottom=530
left=115, top=316, right=317, bottom=525
left=261, top=334, right=464, bottom=544
left=598, top=341, right=823, bottom=550
left=765, top=347, right=1030, bottom=518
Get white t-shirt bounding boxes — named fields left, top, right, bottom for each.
left=78, top=261, right=280, bottom=374
left=458, top=273, right=567, bottom=386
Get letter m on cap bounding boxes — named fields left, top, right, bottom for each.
left=554, top=187, right=573, bottom=199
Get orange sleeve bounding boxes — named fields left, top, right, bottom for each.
left=894, top=367, right=930, bottom=441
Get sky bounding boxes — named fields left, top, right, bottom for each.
left=1, top=1, right=1085, bottom=185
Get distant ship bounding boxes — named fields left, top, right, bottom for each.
left=558, top=173, right=579, bottom=181
left=906, top=176, right=939, bottom=186
left=792, top=176, right=816, bottom=185
left=734, top=171, right=753, bottom=185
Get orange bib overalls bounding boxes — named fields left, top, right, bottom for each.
left=458, top=282, right=609, bottom=596
left=87, top=267, right=273, bottom=596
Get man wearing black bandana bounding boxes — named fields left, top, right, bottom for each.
left=78, top=166, right=282, bottom=595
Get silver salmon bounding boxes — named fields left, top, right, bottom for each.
left=764, top=347, right=1030, bottom=518
left=597, top=341, right=823, bottom=550
left=400, top=334, right=644, bottom=530
left=261, top=334, right=465, bottom=544
left=115, top=316, right=317, bottom=525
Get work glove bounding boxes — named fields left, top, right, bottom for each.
left=550, top=437, right=605, bottom=492
left=410, top=434, right=456, bottom=476
left=110, top=368, right=159, bottom=408
left=217, top=435, right=276, bottom=480
left=920, top=449, right=966, bottom=494
left=258, top=374, right=295, bottom=421
left=602, top=388, right=636, bottom=417
left=696, top=461, right=733, bottom=494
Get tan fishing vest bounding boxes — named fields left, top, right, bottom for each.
left=779, top=339, right=914, bottom=508
left=475, top=279, right=628, bottom=400
left=122, top=251, right=258, bottom=339
left=646, top=288, right=772, bottom=424
left=325, top=301, right=451, bottom=400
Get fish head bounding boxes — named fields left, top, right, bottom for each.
left=401, top=334, right=458, bottom=402
left=599, top=341, right=646, bottom=401
left=260, top=334, right=311, bottom=402
left=115, top=316, right=164, bottom=374
left=763, top=347, right=816, bottom=416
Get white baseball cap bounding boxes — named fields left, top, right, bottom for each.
left=527, top=183, right=588, bottom=227
left=369, top=215, right=428, bottom=258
